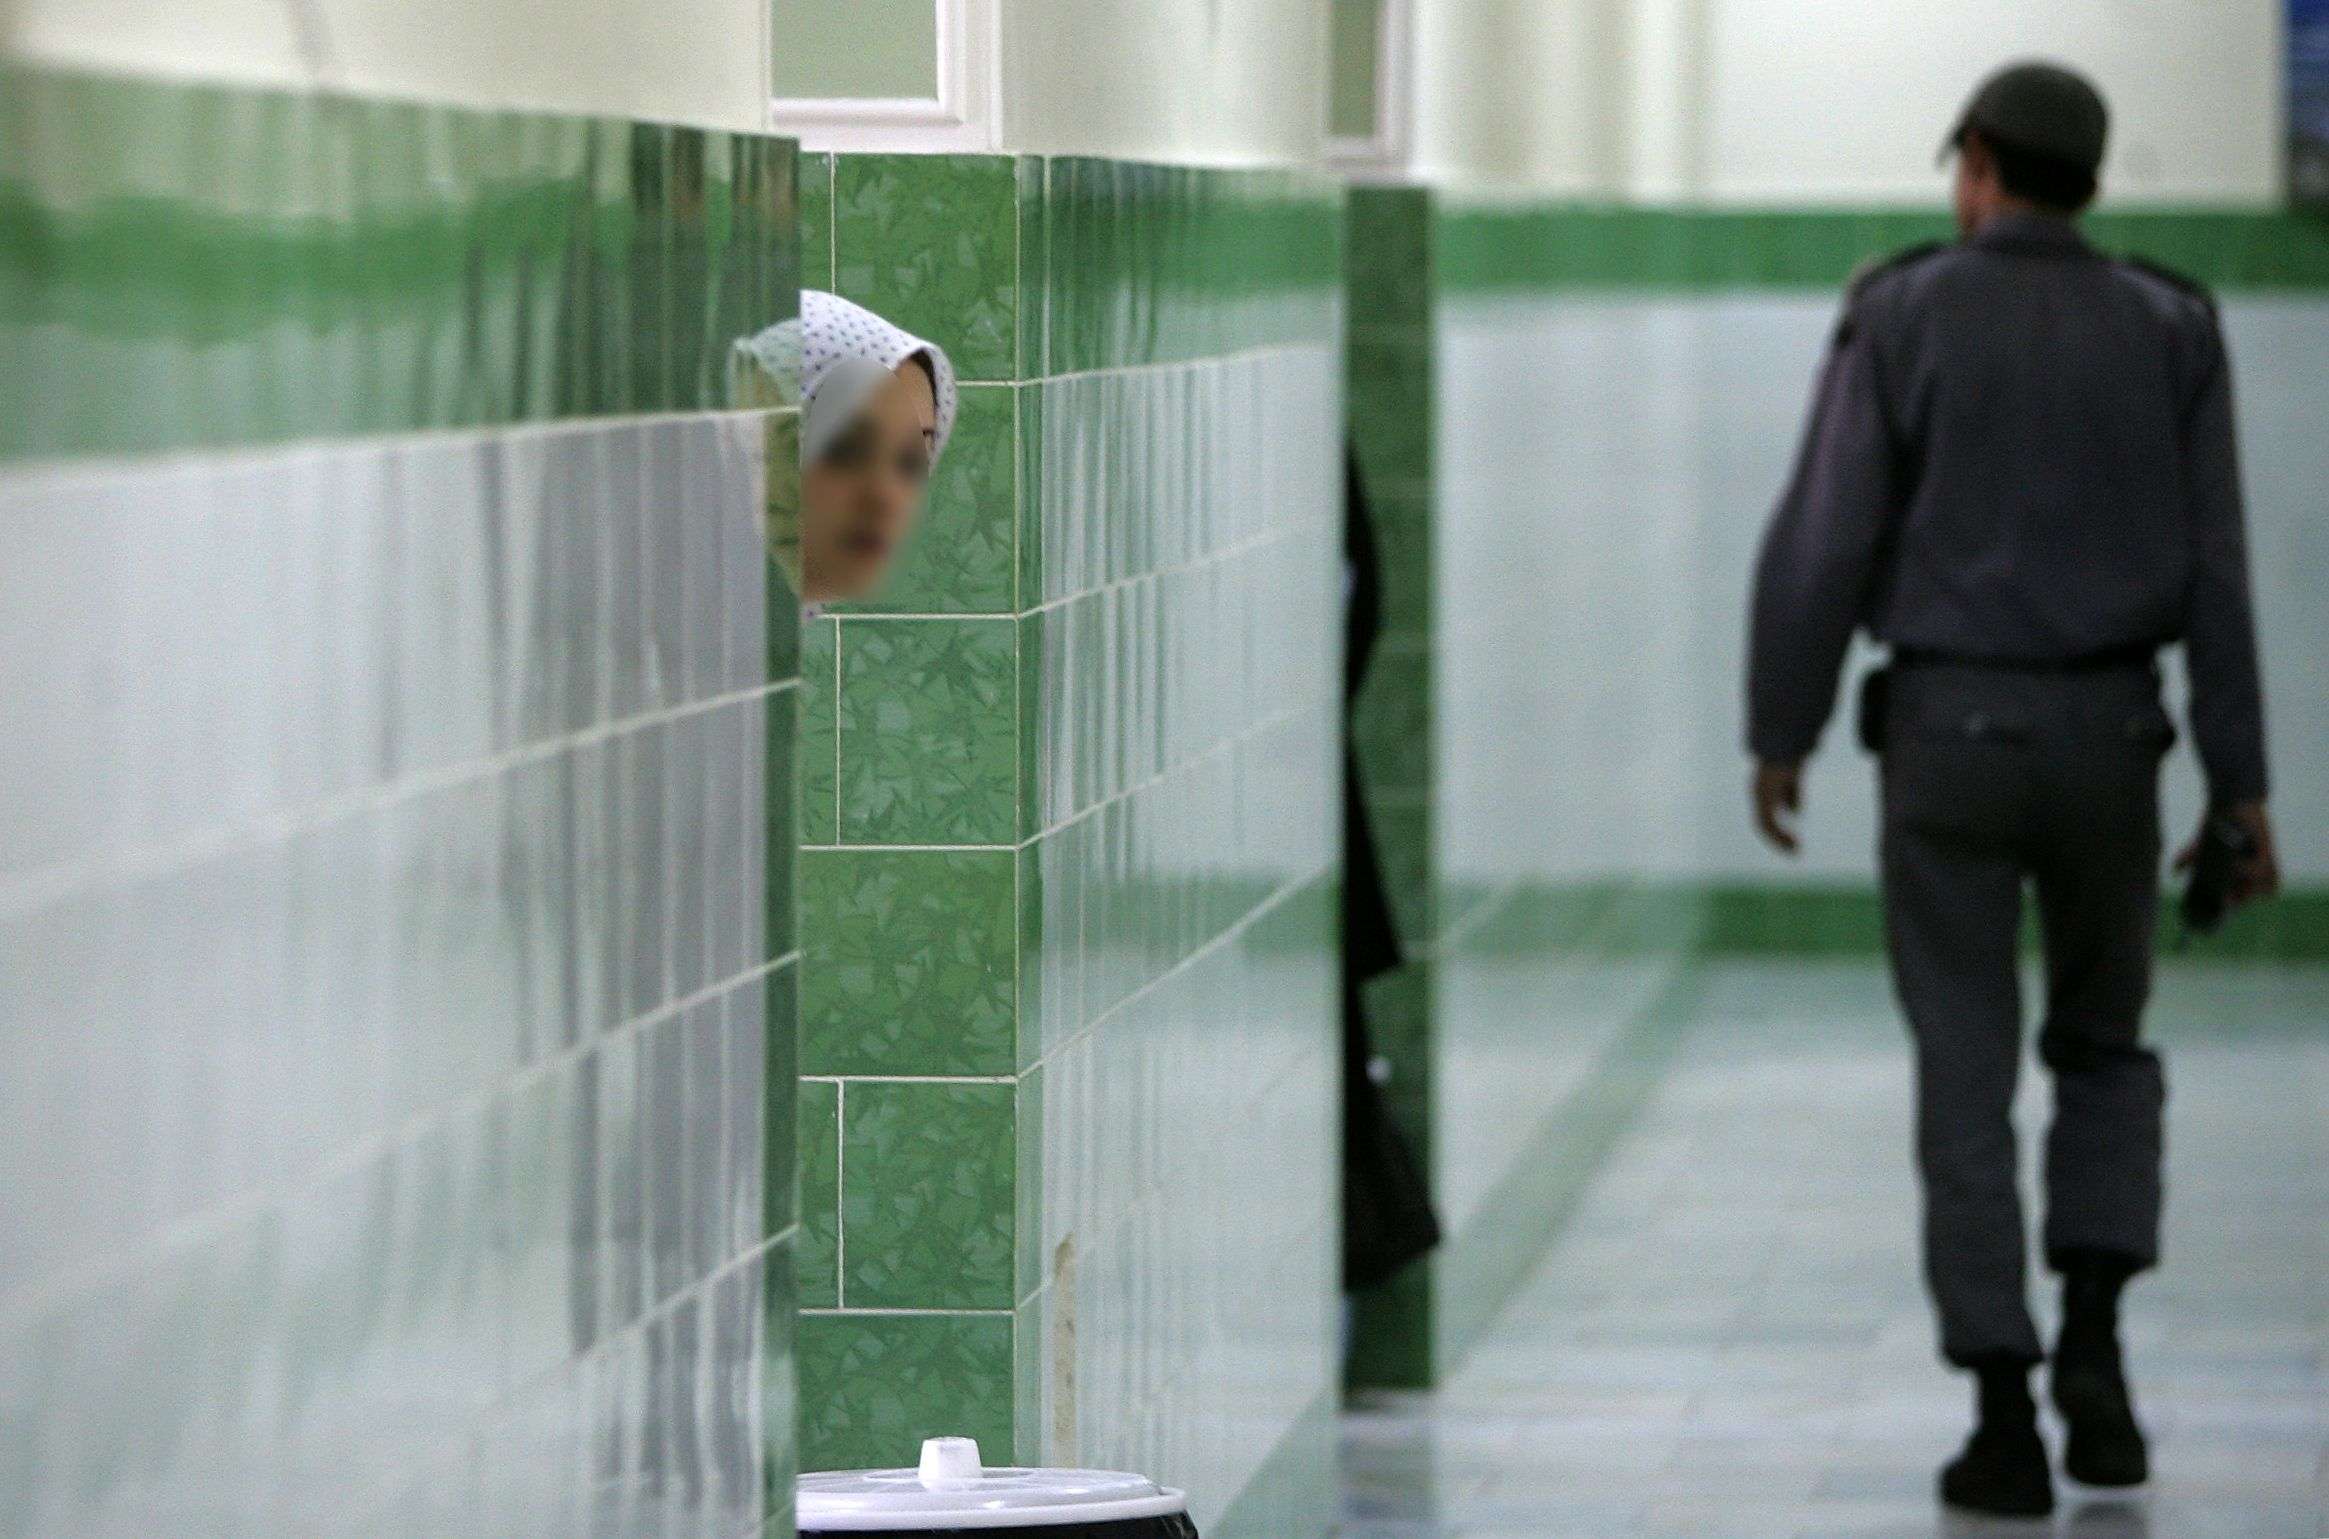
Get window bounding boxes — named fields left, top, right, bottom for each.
left=769, top=0, right=998, bottom=152
left=1326, top=0, right=1412, bottom=170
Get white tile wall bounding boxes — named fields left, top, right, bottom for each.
left=1437, top=293, right=2329, bottom=886
left=0, top=412, right=787, bottom=1537
left=1017, top=342, right=1343, bottom=1532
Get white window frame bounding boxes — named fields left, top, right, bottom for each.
left=769, top=0, right=1000, bottom=153
left=1324, top=0, right=1414, bottom=173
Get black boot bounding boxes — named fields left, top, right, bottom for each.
left=1940, top=1359, right=2055, bottom=1517
left=2053, top=1253, right=2149, bottom=1487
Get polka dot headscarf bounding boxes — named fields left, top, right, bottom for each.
left=732, top=290, right=958, bottom=468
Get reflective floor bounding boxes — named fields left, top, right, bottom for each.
left=1340, top=960, right=2329, bottom=1539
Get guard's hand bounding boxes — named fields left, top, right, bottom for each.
left=1752, top=760, right=1803, bottom=855
left=2174, top=799, right=2282, bottom=907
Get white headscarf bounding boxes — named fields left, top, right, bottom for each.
left=732, top=290, right=958, bottom=466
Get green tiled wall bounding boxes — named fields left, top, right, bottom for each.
left=795, top=153, right=1344, bottom=1537
left=0, top=64, right=796, bottom=463
left=0, top=62, right=802, bottom=1536
left=1342, top=186, right=1439, bottom=1386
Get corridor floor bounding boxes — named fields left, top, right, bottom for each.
left=1339, top=959, right=2329, bottom=1539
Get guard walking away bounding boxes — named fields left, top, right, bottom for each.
left=1744, top=61, right=2282, bottom=1518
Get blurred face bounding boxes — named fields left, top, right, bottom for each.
left=800, top=359, right=938, bottom=602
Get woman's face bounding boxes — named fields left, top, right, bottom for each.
left=800, top=359, right=938, bottom=602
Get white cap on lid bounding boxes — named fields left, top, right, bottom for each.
left=798, top=1438, right=1190, bottom=1531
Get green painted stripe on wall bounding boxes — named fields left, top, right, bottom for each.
left=1437, top=205, right=2329, bottom=293
left=794, top=149, right=1346, bottom=1508
left=0, top=63, right=798, bottom=462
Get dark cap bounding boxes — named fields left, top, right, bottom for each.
left=1944, top=61, right=2109, bottom=173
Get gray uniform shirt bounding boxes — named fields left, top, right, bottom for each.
left=1746, top=211, right=2269, bottom=803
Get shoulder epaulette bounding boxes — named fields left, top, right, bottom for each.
left=1846, top=241, right=1947, bottom=304
left=2120, top=254, right=2220, bottom=317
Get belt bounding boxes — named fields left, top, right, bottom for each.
left=1889, top=640, right=2160, bottom=675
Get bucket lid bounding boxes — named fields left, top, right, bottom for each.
left=798, top=1437, right=1190, bottom=1531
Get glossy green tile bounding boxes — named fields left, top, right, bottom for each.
left=1014, top=156, right=1049, bottom=380
left=797, top=1312, right=1014, bottom=1472
left=1150, top=165, right=1199, bottom=366
left=767, top=690, right=799, bottom=961
left=1366, top=801, right=1434, bottom=952
left=789, top=156, right=1348, bottom=1517
left=799, top=151, right=835, bottom=292
left=838, top=619, right=1018, bottom=845
left=1352, top=647, right=1431, bottom=794
left=765, top=962, right=801, bottom=1237
left=799, top=617, right=839, bottom=845
left=763, top=1229, right=801, bottom=1510
left=1359, top=960, right=1431, bottom=1090
left=1347, top=185, right=1435, bottom=327
left=0, top=62, right=800, bottom=462
left=767, top=417, right=806, bottom=683
left=832, top=153, right=1019, bottom=382
left=1044, top=157, right=1116, bottom=377
left=1366, top=490, right=1434, bottom=637
left=796, top=1078, right=840, bottom=1307
left=842, top=1081, right=1014, bottom=1308
left=837, top=384, right=1015, bottom=615
left=1013, top=1065, right=1044, bottom=1300
left=1347, top=325, right=1433, bottom=487
left=1015, top=613, right=1045, bottom=845
left=798, top=849, right=1015, bottom=1076
left=1014, top=382, right=1046, bottom=606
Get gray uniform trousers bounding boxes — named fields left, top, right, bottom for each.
left=1877, top=660, right=2170, bottom=1366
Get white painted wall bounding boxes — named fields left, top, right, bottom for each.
left=1703, top=0, right=2285, bottom=204
left=1411, top=0, right=2286, bottom=203
left=997, top=0, right=1331, bottom=164
left=0, top=0, right=770, bottom=131
left=1412, top=0, right=1628, bottom=192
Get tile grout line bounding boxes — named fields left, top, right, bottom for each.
left=803, top=1074, right=1016, bottom=1085
left=952, top=340, right=1330, bottom=390
left=799, top=694, right=1326, bottom=858
left=800, top=1307, right=1016, bottom=1318
left=839, top=513, right=1333, bottom=627
left=362, top=1224, right=802, bottom=1509
left=0, top=405, right=795, bottom=490
left=1020, top=857, right=1335, bottom=1083
left=2, top=677, right=797, bottom=918
left=0, top=951, right=799, bottom=1331
left=834, top=1077, right=847, bottom=1310
left=831, top=615, right=843, bottom=844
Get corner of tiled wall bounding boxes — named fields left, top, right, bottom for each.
left=1343, top=183, right=1442, bottom=1391
left=793, top=148, right=1027, bottom=1474
left=0, top=62, right=804, bottom=1536
left=792, top=149, right=1346, bottom=1538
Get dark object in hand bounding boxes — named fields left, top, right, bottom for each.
left=2180, top=808, right=2257, bottom=936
